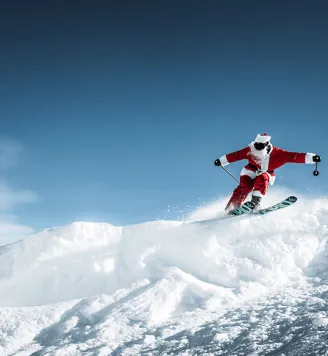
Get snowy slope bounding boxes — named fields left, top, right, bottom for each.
left=0, top=191, right=328, bottom=355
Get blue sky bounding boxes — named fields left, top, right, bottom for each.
left=1, top=1, right=327, bottom=235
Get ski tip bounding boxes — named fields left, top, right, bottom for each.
left=287, top=196, right=297, bottom=203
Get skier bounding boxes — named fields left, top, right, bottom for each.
left=214, top=133, right=321, bottom=213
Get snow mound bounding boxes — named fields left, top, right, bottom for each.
left=0, top=191, right=327, bottom=308
left=0, top=191, right=328, bottom=354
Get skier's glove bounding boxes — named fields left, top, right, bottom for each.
left=214, top=159, right=221, bottom=166
left=313, top=155, right=321, bottom=163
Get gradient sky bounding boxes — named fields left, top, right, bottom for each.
left=1, top=1, right=327, bottom=235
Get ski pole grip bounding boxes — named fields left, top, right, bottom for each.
left=313, top=162, right=319, bottom=176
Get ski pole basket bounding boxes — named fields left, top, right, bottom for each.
left=313, top=162, right=319, bottom=176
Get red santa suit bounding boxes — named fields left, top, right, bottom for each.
left=219, top=134, right=316, bottom=210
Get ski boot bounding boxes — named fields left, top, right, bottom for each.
left=251, top=195, right=262, bottom=213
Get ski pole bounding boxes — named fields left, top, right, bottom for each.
left=313, top=162, right=319, bottom=176
left=220, top=165, right=240, bottom=183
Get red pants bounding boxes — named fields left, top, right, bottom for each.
left=226, top=173, right=270, bottom=210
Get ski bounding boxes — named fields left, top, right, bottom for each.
left=228, top=201, right=255, bottom=216
left=254, top=196, right=297, bottom=215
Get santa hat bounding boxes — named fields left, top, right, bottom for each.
left=255, top=133, right=271, bottom=143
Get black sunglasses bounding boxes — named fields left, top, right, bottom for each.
left=254, top=141, right=269, bottom=151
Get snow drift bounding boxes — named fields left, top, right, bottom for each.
left=0, top=190, right=328, bottom=355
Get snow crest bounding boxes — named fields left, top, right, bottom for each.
left=0, top=192, right=328, bottom=355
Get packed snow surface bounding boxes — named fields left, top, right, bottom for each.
left=1, top=190, right=328, bottom=355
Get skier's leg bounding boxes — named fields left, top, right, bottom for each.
left=252, top=173, right=270, bottom=210
left=225, top=175, right=254, bottom=212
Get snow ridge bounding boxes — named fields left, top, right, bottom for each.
left=0, top=191, right=328, bottom=355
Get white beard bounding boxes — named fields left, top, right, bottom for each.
left=249, top=143, right=271, bottom=166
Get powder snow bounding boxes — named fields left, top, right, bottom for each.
left=0, top=190, right=328, bottom=355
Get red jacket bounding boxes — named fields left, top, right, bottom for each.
left=220, top=145, right=314, bottom=174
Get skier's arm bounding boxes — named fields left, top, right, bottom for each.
left=217, top=147, right=250, bottom=166
left=282, top=150, right=321, bottom=164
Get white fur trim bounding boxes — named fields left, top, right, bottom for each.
left=255, top=134, right=271, bottom=143
left=305, top=153, right=315, bottom=164
left=219, top=155, right=229, bottom=166
left=252, top=190, right=263, bottom=197
left=240, top=167, right=257, bottom=179
left=260, top=155, right=270, bottom=172
left=268, top=174, right=276, bottom=186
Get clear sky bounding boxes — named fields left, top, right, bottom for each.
left=1, top=0, right=327, bottom=236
